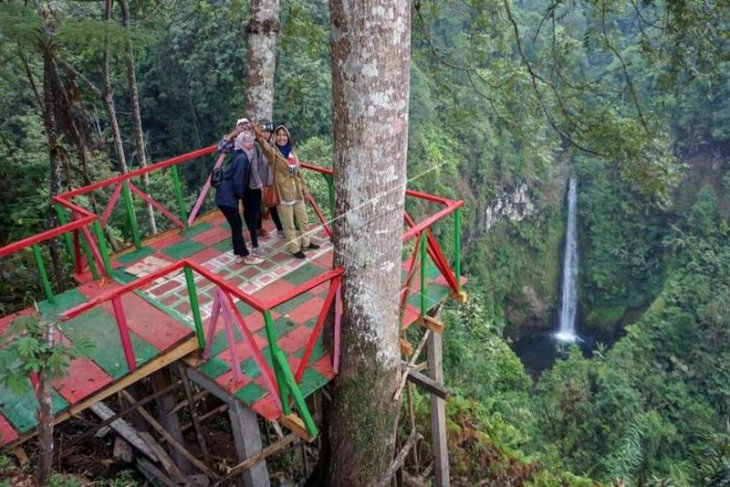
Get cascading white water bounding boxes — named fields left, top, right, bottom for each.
left=556, top=177, right=579, bottom=342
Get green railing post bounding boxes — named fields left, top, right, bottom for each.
left=420, top=232, right=427, bottom=316
left=171, top=165, right=188, bottom=229
left=184, top=267, right=205, bottom=350
left=274, top=350, right=318, bottom=437
left=78, top=229, right=100, bottom=280
left=92, top=220, right=113, bottom=276
left=325, top=174, right=334, bottom=219
left=32, top=244, right=54, bottom=303
left=454, top=207, right=462, bottom=292
left=53, top=203, right=75, bottom=263
left=122, top=180, right=142, bottom=250
left=263, top=310, right=290, bottom=414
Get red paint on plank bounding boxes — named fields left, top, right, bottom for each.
left=52, top=357, right=113, bottom=403
left=400, top=305, right=421, bottom=330
left=100, top=294, right=192, bottom=352
left=251, top=395, right=280, bottom=421
left=191, top=226, right=231, bottom=247
left=214, top=370, right=252, bottom=394
left=0, top=414, right=19, bottom=446
left=287, top=297, right=325, bottom=326
left=217, top=333, right=268, bottom=366
left=278, top=326, right=312, bottom=354
left=312, top=355, right=336, bottom=380
left=0, top=308, right=32, bottom=336
left=149, top=234, right=184, bottom=250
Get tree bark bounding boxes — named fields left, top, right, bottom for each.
left=36, top=2, right=64, bottom=293
left=326, top=1, right=412, bottom=485
left=36, top=320, right=57, bottom=487
left=102, top=0, right=129, bottom=174
left=119, top=0, right=157, bottom=234
left=244, top=0, right=280, bottom=121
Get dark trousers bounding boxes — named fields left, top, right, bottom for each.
left=257, top=205, right=283, bottom=232
left=218, top=204, right=248, bottom=257
left=243, top=189, right=262, bottom=248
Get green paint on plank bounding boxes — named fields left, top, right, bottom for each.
left=256, top=316, right=296, bottom=341
left=198, top=357, right=230, bottom=379
left=214, top=239, right=231, bottom=253
left=116, top=246, right=156, bottom=265
left=184, top=221, right=212, bottom=236
left=163, top=240, right=205, bottom=260
left=298, top=368, right=328, bottom=398
left=62, top=307, right=159, bottom=379
left=235, top=381, right=266, bottom=404
left=0, top=382, right=68, bottom=433
left=282, top=263, right=323, bottom=286
left=207, top=327, right=244, bottom=358
left=272, top=293, right=311, bottom=316
left=37, top=288, right=88, bottom=319
left=112, top=269, right=137, bottom=284
left=237, top=357, right=262, bottom=380
left=235, top=301, right=255, bottom=317
left=293, top=338, right=326, bottom=363
left=407, top=285, right=450, bottom=310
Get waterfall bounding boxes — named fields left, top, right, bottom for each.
left=556, top=177, right=579, bottom=342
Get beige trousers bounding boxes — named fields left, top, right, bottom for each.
left=278, top=202, right=311, bottom=253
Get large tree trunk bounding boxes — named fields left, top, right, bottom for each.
left=119, top=0, right=157, bottom=234
left=244, top=0, right=280, bottom=121
left=326, top=1, right=412, bottom=486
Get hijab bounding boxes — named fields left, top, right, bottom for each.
left=275, top=125, right=293, bottom=158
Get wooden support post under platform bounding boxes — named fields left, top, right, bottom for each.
left=152, top=369, right=193, bottom=474
left=428, top=332, right=450, bottom=487
left=229, top=401, right=271, bottom=487
left=186, top=367, right=271, bottom=487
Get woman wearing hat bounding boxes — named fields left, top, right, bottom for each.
left=253, top=123, right=319, bottom=259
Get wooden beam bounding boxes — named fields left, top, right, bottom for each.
left=451, top=290, right=468, bottom=303
left=375, top=431, right=421, bottom=487
left=417, top=315, right=444, bottom=334
left=280, top=413, right=316, bottom=443
left=8, top=337, right=199, bottom=449
left=400, top=338, right=413, bottom=356
left=428, top=332, right=450, bottom=486
left=89, top=402, right=158, bottom=462
left=404, top=367, right=450, bottom=400
left=120, top=390, right=219, bottom=480
left=213, top=433, right=299, bottom=486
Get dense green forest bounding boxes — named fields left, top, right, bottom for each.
left=0, top=0, right=728, bottom=485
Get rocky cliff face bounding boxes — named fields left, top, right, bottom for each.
left=479, top=183, right=536, bottom=235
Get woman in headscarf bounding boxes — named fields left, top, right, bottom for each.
left=253, top=124, right=319, bottom=259
left=239, top=130, right=270, bottom=256
left=214, top=132, right=264, bottom=265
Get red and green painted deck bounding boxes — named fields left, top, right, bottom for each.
left=0, top=147, right=464, bottom=449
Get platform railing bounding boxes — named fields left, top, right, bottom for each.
left=58, top=257, right=343, bottom=437
left=1, top=145, right=465, bottom=441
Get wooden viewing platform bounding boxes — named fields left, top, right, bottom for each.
left=0, top=146, right=465, bottom=481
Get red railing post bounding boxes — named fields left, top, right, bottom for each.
left=111, top=296, right=137, bottom=371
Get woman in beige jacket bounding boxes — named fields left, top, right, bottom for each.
left=253, top=124, right=319, bottom=258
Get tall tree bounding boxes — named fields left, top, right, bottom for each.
left=325, top=1, right=412, bottom=485
left=119, top=0, right=157, bottom=234
left=244, top=0, right=279, bottom=120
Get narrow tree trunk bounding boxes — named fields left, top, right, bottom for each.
left=40, top=40, right=64, bottom=291
left=120, top=0, right=157, bottom=234
left=36, top=320, right=56, bottom=486
left=102, top=0, right=129, bottom=174
left=326, top=1, right=412, bottom=485
left=244, top=0, right=280, bottom=121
